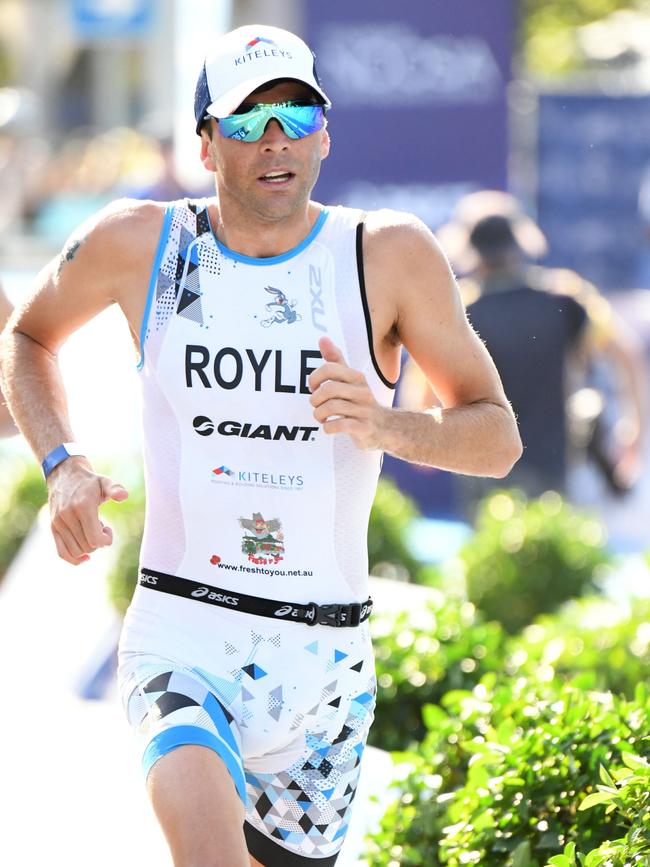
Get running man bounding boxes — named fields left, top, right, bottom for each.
left=0, top=24, right=521, bottom=867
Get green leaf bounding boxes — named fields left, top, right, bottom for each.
left=634, top=681, right=647, bottom=705
left=598, top=764, right=616, bottom=787
left=584, top=850, right=606, bottom=867
left=621, top=752, right=649, bottom=770
left=547, top=857, right=571, bottom=867
left=422, top=703, right=449, bottom=731
left=579, top=792, right=614, bottom=810
left=512, top=840, right=532, bottom=867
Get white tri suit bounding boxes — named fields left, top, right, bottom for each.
left=118, top=200, right=396, bottom=866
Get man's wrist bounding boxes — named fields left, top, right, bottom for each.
left=372, top=406, right=402, bottom=453
left=41, top=443, right=86, bottom=479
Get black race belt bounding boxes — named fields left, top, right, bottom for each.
left=139, top=568, right=373, bottom=628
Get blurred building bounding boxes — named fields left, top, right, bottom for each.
left=2, top=1, right=174, bottom=135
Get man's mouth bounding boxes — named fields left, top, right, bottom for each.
left=259, top=170, right=295, bottom=185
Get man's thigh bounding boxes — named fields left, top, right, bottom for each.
left=147, top=744, right=250, bottom=867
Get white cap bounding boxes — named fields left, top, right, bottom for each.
left=194, top=24, right=330, bottom=133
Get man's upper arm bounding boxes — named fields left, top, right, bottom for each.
left=365, top=211, right=510, bottom=410
left=8, top=199, right=163, bottom=355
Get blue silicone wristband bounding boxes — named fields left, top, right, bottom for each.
left=42, top=443, right=84, bottom=479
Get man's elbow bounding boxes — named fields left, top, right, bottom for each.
left=491, top=424, right=523, bottom=478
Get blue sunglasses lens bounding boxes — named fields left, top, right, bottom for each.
left=216, top=101, right=327, bottom=142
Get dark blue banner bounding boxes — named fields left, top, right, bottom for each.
left=537, top=94, right=650, bottom=291
left=306, top=0, right=513, bottom=229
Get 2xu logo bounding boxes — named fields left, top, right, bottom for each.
left=193, top=416, right=318, bottom=442
left=191, top=587, right=240, bottom=606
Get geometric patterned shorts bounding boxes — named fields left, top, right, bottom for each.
left=119, top=596, right=376, bottom=866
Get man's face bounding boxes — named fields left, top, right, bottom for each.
left=200, top=80, right=330, bottom=222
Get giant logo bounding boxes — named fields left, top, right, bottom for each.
left=193, top=417, right=318, bottom=442
left=193, top=416, right=215, bottom=436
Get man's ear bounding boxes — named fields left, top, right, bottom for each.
left=320, top=126, right=330, bottom=160
left=200, top=126, right=217, bottom=172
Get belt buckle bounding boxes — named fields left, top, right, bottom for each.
left=348, top=602, right=362, bottom=627
left=316, top=603, right=345, bottom=627
left=315, top=603, right=362, bottom=627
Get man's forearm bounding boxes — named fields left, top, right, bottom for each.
left=0, top=331, right=77, bottom=461
left=377, top=401, right=521, bottom=477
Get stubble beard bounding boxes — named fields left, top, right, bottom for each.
left=219, top=151, right=322, bottom=225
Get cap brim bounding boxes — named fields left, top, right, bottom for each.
left=206, top=75, right=329, bottom=119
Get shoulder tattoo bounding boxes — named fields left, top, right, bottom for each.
left=57, top=236, right=86, bottom=276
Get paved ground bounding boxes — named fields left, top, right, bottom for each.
left=0, top=511, right=408, bottom=867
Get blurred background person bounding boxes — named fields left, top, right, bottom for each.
left=402, top=190, right=646, bottom=517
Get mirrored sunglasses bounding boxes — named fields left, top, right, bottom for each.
left=212, top=100, right=329, bottom=142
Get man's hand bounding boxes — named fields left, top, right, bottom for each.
left=308, top=336, right=386, bottom=450
left=46, top=458, right=129, bottom=565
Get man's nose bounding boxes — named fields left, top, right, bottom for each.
left=260, top=118, right=290, bottom=149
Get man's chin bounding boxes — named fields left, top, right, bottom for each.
left=250, top=193, right=309, bottom=224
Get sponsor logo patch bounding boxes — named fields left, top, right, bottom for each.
left=260, top=286, right=301, bottom=327
left=191, top=586, right=239, bottom=606
left=246, top=36, right=276, bottom=51
left=211, top=464, right=304, bottom=491
left=239, top=511, right=285, bottom=565
left=193, top=416, right=318, bottom=442
left=193, top=415, right=215, bottom=436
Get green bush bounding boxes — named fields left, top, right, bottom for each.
left=370, top=593, right=507, bottom=751
left=438, top=682, right=650, bottom=865
left=550, top=750, right=650, bottom=865
left=102, top=468, right=145, bottom=615
left=371, top=592, right=650, bottom=755
left=505, top=597, right=650, bottom=698
left=365, top=680, right=650, bottom=866
left=368, top=478, right=424, bottom=580
left=0, top=454, right=47, bottom=583
left=461, top=491, right=611, bottom=633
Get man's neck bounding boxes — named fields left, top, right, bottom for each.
left=209, top=199, right=321, bottom=259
